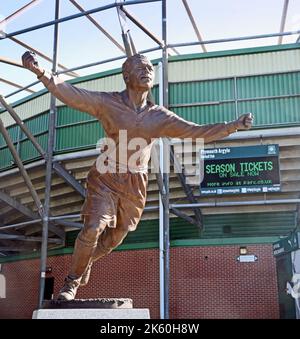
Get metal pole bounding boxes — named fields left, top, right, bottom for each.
left=38, top=0, right=60, bottom=309
left=0, top=189, right=40, bottom=220
left=4, top=80, right=40, bottom=99
left=16, top=126, right=22, bottom=156
left=161, top=0, right=170, bottom=320
left=117, top=1, right=134, bottom=57
left=120, top=6, right=179, bottom=56
left=0, top=56, right=24, bottom=68
left=158, top=62, right=165, bottom=319
left=49, top=214, right=81, bottom=220
left=0, top=219, right=42, bottom=231
left=0, top=78, right=35, bottom=93
left=69, top=0, right=125, bottom=54
left=0, top=0, right=40, bottom=26
left=181, top=0, right=207, bottom=52
left=168, top=29, right=300, bottom=48
left=121, top=6, right=164, bottom=48
left=9, top=36, right=79, bottom=77
left=278, top=0, right=289, bottom=44
left=233, top=77, right=238, bottom=119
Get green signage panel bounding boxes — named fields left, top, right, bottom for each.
left=273, top=232, right=300, bottom=257
left=200, top=144, right=281, bottom=195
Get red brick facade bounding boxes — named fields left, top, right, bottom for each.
left=0, top=244, right=279, bottom=319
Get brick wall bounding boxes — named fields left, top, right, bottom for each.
left=0, top=244, right=279, bottom=319
left=170, top=245, right=279, bottom=318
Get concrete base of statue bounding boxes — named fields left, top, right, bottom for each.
left=32, top=298, right=150, bottom=319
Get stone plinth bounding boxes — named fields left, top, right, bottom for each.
left=32, top=298, right=150, bottom=319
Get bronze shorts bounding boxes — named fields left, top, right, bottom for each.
left=80, top=165, right=148, bottom=232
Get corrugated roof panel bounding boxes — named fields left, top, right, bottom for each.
left=57, top=106, right=95, bottom=126
left=76, top=73, right=124, bottom=92
left=169, top=78, right=234, bottom=104
left=0, top=147, right=13, bottom=170
left=237, top=72, right=300, bottom=98
left=0, top=125, right=19, bottom=146
left=0, top=74, right=125, bottom=128
left=23, top=112, right=49, bottom=135
left=0, top=92, right=52, bottom=127
left=168, top=49, right=300, bottom=82
left=1, top=47, right=299, bottom=127
left=19, top=133, right=48, bottom=162
left=55, top=121, right=104, bottom=152
left=172, top=103, right=236, bottom=125
left=0, top=47, right=299, bottom=171
left=238, top=97, right=300, bottom=125
left=202, top=212, right=295, bottom=238
left=150, top=85, right=159, bottom=104
left=0, top=74, right=299, bottom=170
left=0, top=113, right=50, bottom=166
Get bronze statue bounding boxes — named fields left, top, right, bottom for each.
left=22, top=51, right=253, bottom=300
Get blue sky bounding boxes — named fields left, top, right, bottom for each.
left=1, top=0, right=300, bottom=102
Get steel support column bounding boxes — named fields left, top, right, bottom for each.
left=161, top=0, right=170, bottom=320
left=38, top=0, right=60, bottom=308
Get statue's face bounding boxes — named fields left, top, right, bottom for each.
left=124, top=58, right=154, bottom=90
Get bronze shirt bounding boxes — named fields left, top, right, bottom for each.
left=39, top=72, right=236, bottom=173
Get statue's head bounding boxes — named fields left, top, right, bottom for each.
left=122, top=54, right=154, bottom=90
